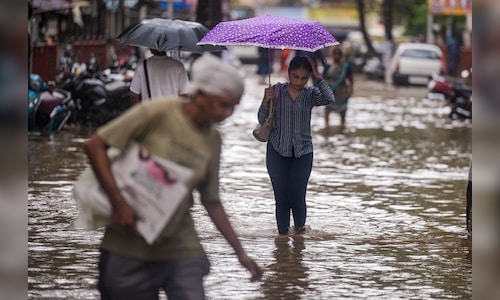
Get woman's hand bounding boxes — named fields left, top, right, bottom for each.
left=262, top=86, right=274, bottom=107
left=306, top=56, right=322, bottom=79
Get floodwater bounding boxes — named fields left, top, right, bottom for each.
left=28, top=72, right=472, bottom=299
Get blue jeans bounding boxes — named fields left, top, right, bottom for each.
left=99, top=249, right=210, bottom=300
left=266, top=143, right=313, bottom=234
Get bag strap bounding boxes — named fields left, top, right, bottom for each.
left=268, top=98, right=274, bottom=115
left=143, top=59, right=152, bottom=99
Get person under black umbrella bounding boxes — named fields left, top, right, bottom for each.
left=129, top=48, right=189, bottom=105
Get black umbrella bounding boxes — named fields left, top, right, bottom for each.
left=117, top=18, right=225, bottom=53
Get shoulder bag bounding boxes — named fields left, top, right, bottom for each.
left=326, top=63, right=352, bottom=101
left=143, top=59, right=152, bottom=99
left=252, top=98, right=275, bottom=142
left=252, top=83, right=280, bottom=142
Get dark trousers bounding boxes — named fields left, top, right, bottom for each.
left=98, top=250, right=210, bottom=300
left=266, top=143, right=313, bottom=234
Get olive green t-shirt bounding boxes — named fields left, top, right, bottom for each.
left=97, top=98, right=221, bottom=260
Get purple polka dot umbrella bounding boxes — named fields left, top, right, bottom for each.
left=197, top=15, right=339, bottom=84
left=198, top=15, right=339, bottom=51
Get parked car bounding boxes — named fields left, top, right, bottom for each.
left=385, top=43, right=445, bottom=86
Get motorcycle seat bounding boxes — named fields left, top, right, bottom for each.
left=106, top=82, right=130, bottom=99
left=38, top=91, right=66, bottom=115
left=105, top=80, right=128, bottom=92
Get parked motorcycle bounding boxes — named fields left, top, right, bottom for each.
left=426, top=70, right=472, bottom=120
left=104, top=46, right=136, bottom=82
left=57, top=68, right=131, bottom=127
left=29, top=74, right=73, bottom=132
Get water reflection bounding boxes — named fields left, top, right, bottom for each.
left=260, top=235, right=309, bottom=300
left=28, top=74, right=471, bottom=299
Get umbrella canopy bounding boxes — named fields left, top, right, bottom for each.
left=197, top=15, right=339, bottom=52
left=117, top=18, right=225, bottom=53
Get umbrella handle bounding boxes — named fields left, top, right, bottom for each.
left=268, top=48, right=271, bottom=87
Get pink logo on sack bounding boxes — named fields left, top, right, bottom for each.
left=138, top=147, right=178, bottom=187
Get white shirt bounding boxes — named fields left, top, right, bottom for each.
left=130, top=55, right=189, bottom=101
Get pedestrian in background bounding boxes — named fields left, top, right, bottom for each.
left=280, top=49, right=293, bottom=76
left=257, top=55, right=334, bottom=235
left=129, top=48, right=189, bottom=105
left=445, top=29, right=460, bottom=77
left=323, top=47, right=354, bottom=131
left=256, top=47, right=271, bottom=85
left=84, top=53, right=263, bottom=299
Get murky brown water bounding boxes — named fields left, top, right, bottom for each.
left=28, top=72, right=471, bottom=299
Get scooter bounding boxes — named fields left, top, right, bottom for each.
left=426, top=70, right=472, bottom=120
left=29, top=74, right=73, bottom=132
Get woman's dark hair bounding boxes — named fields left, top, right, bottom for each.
left=333, top=47, right=343, bottom=55
left=150, top=49, right=167, bottom=56
left=288, top=55, right=312, bottom=74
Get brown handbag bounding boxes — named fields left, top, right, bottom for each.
left=252, top=97, right=275, bottom=142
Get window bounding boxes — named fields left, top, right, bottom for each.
left=401, top=49, right=440, bottom=59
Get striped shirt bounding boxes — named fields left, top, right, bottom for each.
left=257, top=77, right=334, bottom=158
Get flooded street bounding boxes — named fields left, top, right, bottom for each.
left=28, top=70, right=472, bottom=299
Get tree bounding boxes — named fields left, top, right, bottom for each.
left=354, top=0, right=379, bottom=58
left=196, top=0, right=222, bottom=29
left=382, top=0, right=393, bottom=42
left=392, top=0, right=428, bottom=38
left=354, top=0, right=427, bottom=60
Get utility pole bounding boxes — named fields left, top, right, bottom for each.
left=426, top=13, right=434, bottom=43
left=167, top=0, right=174, bottom=19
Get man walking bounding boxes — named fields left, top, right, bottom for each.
left=130, top=49, right=189, bottom=105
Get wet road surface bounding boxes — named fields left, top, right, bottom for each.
left=29, top=70, right=472, bottom=299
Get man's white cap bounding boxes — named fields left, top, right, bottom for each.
left=186, top=53, right=244, bottom=99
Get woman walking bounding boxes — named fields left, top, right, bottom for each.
left=257, top=55, right=334, bottom=235
left=324, top=47, right=354, bottom=131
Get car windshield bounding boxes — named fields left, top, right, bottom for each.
left=401, top=49, right=440, bottom=59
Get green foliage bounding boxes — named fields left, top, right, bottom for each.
left=401, top=1, right=428, bottom=37
left=392, top=0, right=427, bottom=37
left=390, top=0, right=466, bottom=38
